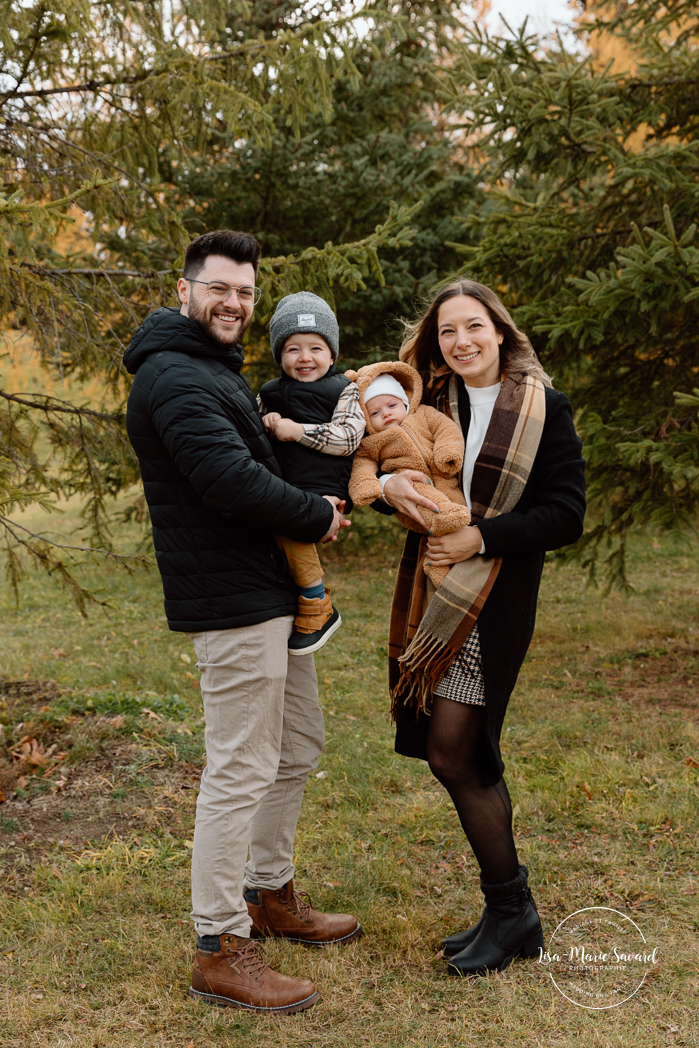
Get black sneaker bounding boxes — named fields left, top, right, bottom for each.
left=288, top=602, right=342, bottom=656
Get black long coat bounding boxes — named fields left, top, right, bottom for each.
left=391, top=380, right=586, bottom=784
left=124, top=308, right=333, bottom=633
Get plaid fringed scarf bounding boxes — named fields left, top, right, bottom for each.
left=389, top=371, right=546, bottom=718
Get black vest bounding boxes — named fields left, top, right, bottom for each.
left=260, top=366, right=354, bottom=510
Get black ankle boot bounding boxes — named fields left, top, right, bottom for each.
left=441, top=907, right=486, bottom=958
left=447, top=864, right=543, bottom=977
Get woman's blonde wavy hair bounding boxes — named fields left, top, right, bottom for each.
left=399, top=280, right=552, bottom=389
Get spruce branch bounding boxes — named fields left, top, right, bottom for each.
left=0, top=176, right=119, bottom=215
left=0, top=514, right=153, bottom=567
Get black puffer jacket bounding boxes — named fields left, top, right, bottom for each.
left=124, top=308, right=333, bottom=632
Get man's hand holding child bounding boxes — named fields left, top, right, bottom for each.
left=321, top=497, right=350, bottom=543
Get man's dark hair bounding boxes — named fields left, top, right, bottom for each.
left=183, top=230, right=261, bottom=279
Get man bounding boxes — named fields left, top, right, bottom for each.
left=124, top=230, right=361, bottom=1015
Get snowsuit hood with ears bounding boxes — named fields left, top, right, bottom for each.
left=344, top=360, right=423, bottom=435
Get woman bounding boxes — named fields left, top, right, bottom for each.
left=381, top=281, right=585, bottom=976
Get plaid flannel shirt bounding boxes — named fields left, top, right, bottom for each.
left=258, top=381, right=365, bottom=456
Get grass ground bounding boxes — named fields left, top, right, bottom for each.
left=0, top=503, right=697, bottom=1047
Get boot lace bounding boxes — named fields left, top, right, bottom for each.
left=230, top=940, right=269, bottom=981
left=287, top=889, right=313, bottom=922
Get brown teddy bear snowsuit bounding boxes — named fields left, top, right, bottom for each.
left=346, top=360, right=471, bottom=587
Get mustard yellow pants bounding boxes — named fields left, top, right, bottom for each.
left=275, top=535, right=324, bottom=589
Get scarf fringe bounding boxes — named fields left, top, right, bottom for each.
left=391, top=627, right=466, bottom=718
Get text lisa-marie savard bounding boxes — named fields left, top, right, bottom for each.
left=538, top=946, right=659, bottom=967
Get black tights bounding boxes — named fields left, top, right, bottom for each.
left=426, top=696, right=519, bottom=885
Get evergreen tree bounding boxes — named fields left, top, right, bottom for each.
left=0, top=0, right=418, bottom=604
left=161, top=1, right=479, bottom=384
left=447, top=2, right=699, bottom=584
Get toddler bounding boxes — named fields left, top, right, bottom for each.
left=259, top=292, right=364, bottom=654
left=347, top=360, right=471, bottom=587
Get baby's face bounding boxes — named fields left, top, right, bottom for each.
left=280, top=333, right=333, bottom=382
left=366, top=393, right=407, bottom=432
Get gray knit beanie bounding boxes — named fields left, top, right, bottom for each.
left=269, top=291, right=339, bottom=363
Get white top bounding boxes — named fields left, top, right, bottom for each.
left=462, top=380, right=501, bottom=511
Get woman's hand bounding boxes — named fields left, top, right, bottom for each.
left=382, top=470, right=439, bottom=527
left=426, top=526, right=482, bottom=567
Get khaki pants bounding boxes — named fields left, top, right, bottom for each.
left=188, top=616, right=324, bottom=937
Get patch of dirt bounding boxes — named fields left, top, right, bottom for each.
left=0, top=677, right=64, bottom=711
left=0, top=679, right=203, bottom=880
left=0, top=677, right=74, bottom=799
left=604, top=642, right=699, bottom=714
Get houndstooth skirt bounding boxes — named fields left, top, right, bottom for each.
left=433, top=623, right=486, bottom=706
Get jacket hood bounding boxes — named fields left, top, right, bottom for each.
left=123, top=307, right=245, bottom=375
left=345, top=360, right=423, bottom=434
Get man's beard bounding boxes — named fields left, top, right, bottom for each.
left=188, top=297, right=251, bottom=350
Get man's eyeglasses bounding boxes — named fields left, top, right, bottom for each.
left=187, top=279, right=262, bottom=305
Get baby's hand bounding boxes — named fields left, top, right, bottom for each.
left=273, top=418, right=305, bottom=442
left=263, top=412, right=282, bottom=432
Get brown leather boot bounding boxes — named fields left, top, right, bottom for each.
left=246, top=881, right=362, bottom=947
left=189, top=934, right=319, bottom=1013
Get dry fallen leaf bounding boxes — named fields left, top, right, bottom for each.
left=12, top=737, right=48, bottom=767
left=141, top=708, right=162, bottom=721
left=16, top=775, right=29, bottom=789
left=0, top=790, right=4, bottom=803
left=51, top=648, right=66, bottom=659
left=684, top=755, right=699, bottom=768
left=180, top=652, right=192, bottom=664
left=109, top=715, right=125, bottom=728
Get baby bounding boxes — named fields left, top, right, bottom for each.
left=259, top=291, right=364, bottom=654
left=346, top=360, right=471, bottom=587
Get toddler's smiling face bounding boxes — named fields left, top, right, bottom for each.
left=280, top=334, right=333, bottom=382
